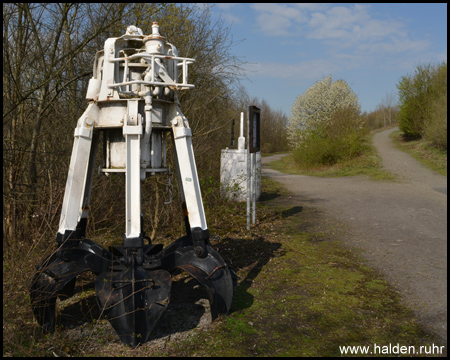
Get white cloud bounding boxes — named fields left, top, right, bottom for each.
left=292, top=3, right=329, bottom=12
left=213, top=3, right=242, bottom=24
left=309, top=4, right=371, bottom=39
left=251, top=3, right=306, bottom=20
left=244, top=59, right=341, bottom=82
left=358, top=19, right=406, bottom=39
left=248, top=3, right=428, bottom=57
left=222, top=11, right=241, bottom=25
left=215, top=2, right=437, bottom=100
left=250, top=3, right=308, bottom=36
left=358, top=37, right=430, bottom=54
left=216, top=3, right=239, bottom=11
left=307, top=4, right=406, bottom=42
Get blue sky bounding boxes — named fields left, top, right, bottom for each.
left=205, top=3, right=447, bottom=116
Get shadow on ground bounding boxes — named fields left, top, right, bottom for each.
left=281, top=206, right=303, bottom=218
left=216, top=237, right=283, bottom=316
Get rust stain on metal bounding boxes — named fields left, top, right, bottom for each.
left=207, top=265, right=226, bottom=279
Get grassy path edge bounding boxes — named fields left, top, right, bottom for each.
left=148, top=177, right=445, bottom=357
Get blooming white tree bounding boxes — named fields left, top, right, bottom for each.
left=288, top=75, right=361, bottom=148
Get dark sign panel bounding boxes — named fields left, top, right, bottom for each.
left=248, top=106, right=260, bottom=153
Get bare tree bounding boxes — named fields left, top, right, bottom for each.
left=381, top=91, right=398, bottom=126
left=3, top=3, right=247, bottom=246
left=3, top=3, right=130, bottom=242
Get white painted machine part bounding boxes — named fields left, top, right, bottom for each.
left=238, top=111, right=245, bottom=151
left=57, top=23, right=205, bottom=238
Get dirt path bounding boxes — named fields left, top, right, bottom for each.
left=262, top=127, right=447, bottom=344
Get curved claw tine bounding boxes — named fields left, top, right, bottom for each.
left=175, top=245, right=234, bottom=319
left=30, top=271, right=58, bottom=333
left=30, top=239, right=112, bottom=333
left=95, top=268, right=172, bottom=347
left=30, top=258, right=77, bottom=333
left=179, top=264, right=234, bottom=319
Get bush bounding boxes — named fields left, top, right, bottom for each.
left=293, top=106, right=368, bottom=168
left=425, top=91, right=447, bottom=149
left=288, top=75, right=360, bottom=149
left=397, top=61, right=447, bottom=139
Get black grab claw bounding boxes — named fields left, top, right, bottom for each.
left=96, top=267, right=172, bottom=347
left=30, top=234, right=233, bottom=346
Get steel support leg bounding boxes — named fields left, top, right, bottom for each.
left=171, top=107, right=209, bottom=256
left=124, top=100, right=142, bottom=240
left=58, top=103, right=99, bottom=238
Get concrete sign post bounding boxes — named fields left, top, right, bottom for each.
left=220, top=112, right=260, bottom=202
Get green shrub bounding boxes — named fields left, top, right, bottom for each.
left=397, top=61, right=447, bottom=139
left=293, top=132, right=335, bottom=167
left=293, top=106, right=368, bottom=168
left=425, top=91, right=447, bottom=149
left=288, top=75, right=361, bottom=149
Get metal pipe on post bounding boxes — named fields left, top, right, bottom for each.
left=246, top=110, right=251, bottom=230
left=247, top=105, right=260, bottom=230
left=252, top=152, right=256, bottom=224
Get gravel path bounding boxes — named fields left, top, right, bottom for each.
left=262, top=127, right=447, bottom=344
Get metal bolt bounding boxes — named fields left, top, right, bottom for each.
left=194, top=246, right=206, bottom=258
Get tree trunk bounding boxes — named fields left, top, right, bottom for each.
left=29, top=87, right=48, bottom=185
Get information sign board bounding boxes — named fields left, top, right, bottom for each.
left=248, top=106, right=260, bottom=153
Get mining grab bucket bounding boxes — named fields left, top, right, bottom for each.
left=29, top=23, right=234, bottom=346
left=30, top=235, right=234, bottom=346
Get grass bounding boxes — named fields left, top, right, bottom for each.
left=268, top=127, right=446, bottom=180
left=260, top=151, right=289, bottom=158
left=143, top=177, right=444, bottom=357
left=390, top=130, right=447, bottom=177
left=3, top=177, right=445, bottom=356
left=268, top=136, right=397, bottom=181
